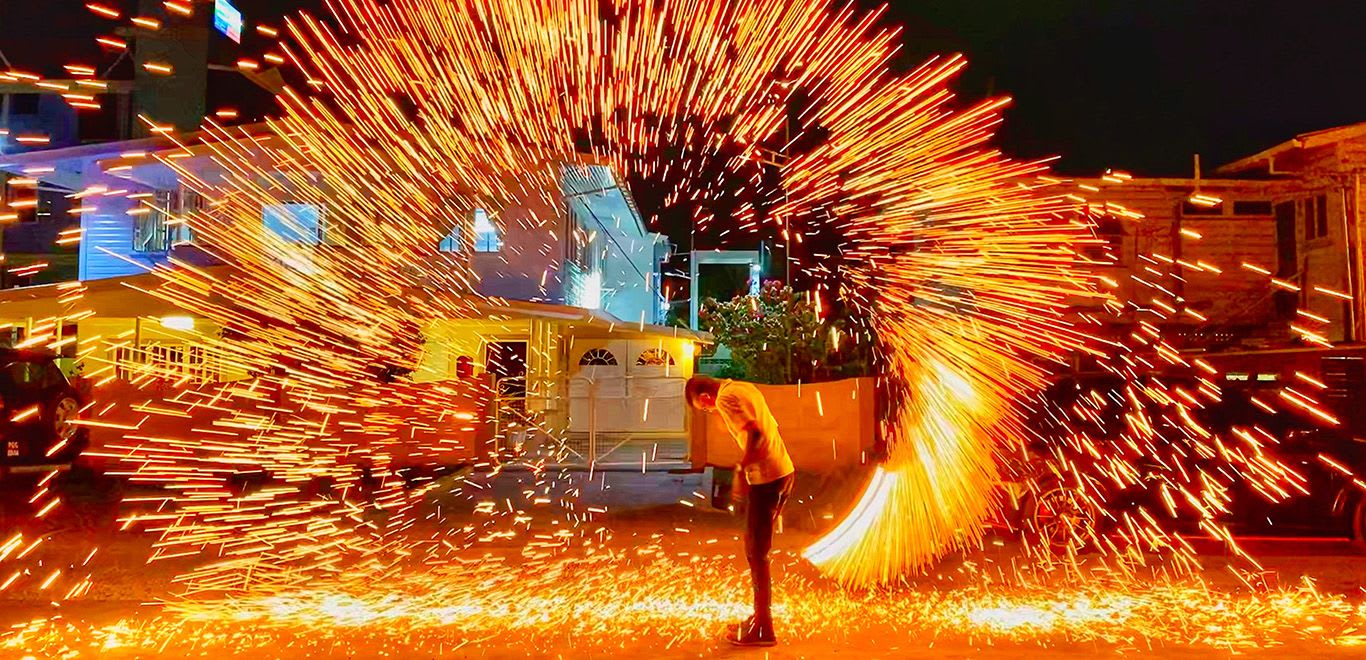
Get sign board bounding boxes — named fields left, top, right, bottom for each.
left=214, top=0, right=243, bottom=43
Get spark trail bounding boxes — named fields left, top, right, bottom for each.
left=0, top=0, right=1350, bottom=606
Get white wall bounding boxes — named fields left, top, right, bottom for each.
left=566, top=337, right=693, bottom=434
left=562, top=165, right=666, bottom=324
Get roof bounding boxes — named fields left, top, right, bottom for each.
left=1069, top=176, right=1285, bottom=189
left=481, top=297, right=711, bottom=342
left=1217, top=121, right=1366, bottom=175
left=0, top=268, right=712, bottom=343
left=0, top=271, right=190, bottom=319
left=0, top=124, right=273, bottom=174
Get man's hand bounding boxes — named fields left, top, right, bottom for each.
left=730, top=464, right=748, bottom=505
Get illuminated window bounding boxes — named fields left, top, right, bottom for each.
left=439, top=225, right=461, bottom=252
left=472, top=208, right=501, bottom=252
left=263, top=203, right=324, bottom=243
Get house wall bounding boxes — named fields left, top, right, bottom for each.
left=0, top=93, right=80, bottom=153
left=1221, top=131, right=1366, bottom=343
left=596, top=230, right=664, bottom=326
left=1281, top=183, right=1354, bottom=340
left=562, top=165, right=667, bottom=325
left=80, top=190, right=172, bottom=280
left=416, top=317, right=534, bottom=382
left=471, top=192, right=568, bottom=304
left=1080, top=180, right=1284, bottom=343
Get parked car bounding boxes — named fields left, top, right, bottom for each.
left=0, top=348, right=90, bottom=475
left=999, top=370, right=1366, bottom=551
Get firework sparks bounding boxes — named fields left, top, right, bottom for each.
left=3, top=548, right=1365, bottom=657
left=0, top=0, right=1357, bottom=638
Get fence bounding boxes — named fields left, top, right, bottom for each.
left=109, top=342, right=223, bottom=383
left=489, top=374, right=690, bottom=469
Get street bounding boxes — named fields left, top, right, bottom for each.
left=1, top=467, right=1363, bottom=659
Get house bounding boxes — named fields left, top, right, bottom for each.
left=1216, top=122, right=1366, bottom=344
left=0, top=128, right=704, bottom=445
left=1068, top=121, right=1366, bottom=349
left=1063, top=175, right=1291, bottom=349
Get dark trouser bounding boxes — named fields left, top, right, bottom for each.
left=745, top=472, right=794, bottom=627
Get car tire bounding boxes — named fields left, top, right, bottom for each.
left=45, top=395, right=86, bottom=462
left=1022, top=481, right=1098, bottom=555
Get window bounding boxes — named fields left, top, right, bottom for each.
left=439, top=225, right=461, bottom=252
left=1, top=361, right=58, bottom=390
left=263, top=203, right=324, bottom=243
left=472, top=208, right=501, bottom=252
left=1232, top=200, right=1273, bottom=216
left=0, top=326, right=24, bottom=348
left=438, top=208, right=499, bottom=252
left=1, top=173, right=35, bottom=223
left=170, top=189, right=201, bottom=245
left=636, top=348, right=675, bottom=366
left=10, top=94, right=41, bottom=115
left=1303, top=195, right=1330, bottom=241
left=1082, top=215, right=1126, bottom=265
left=578, top=348, right=617, bottom=366
left=133, top=190, right=176, bottom=253
left=1181, top=200, right=1223, bottom=216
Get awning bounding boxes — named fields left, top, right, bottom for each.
left=0, top=268, right=714, bottom=344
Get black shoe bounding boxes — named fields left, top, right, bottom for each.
left=725, top=616, right=776, bottom=647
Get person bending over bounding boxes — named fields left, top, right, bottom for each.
left=686, top=375, right=795, bottom=647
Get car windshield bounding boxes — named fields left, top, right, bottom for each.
left=0, top=360, right=54, bottom=391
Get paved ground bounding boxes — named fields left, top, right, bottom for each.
left=0, top=468, right=1363, bottom=659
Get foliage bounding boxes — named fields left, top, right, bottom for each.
left=698, top=281, right=870, bottom=384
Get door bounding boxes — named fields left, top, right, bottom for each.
left=486, top=341, right=528, bottom=401
left=1274, top=201, right=1298, bottom=319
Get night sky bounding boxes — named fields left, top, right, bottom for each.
left=2, top=0, right=1364, bottom=176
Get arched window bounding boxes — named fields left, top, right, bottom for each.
left=578, top=348, right=617, bottom=366
left=636, top=348, right=675, bottom=366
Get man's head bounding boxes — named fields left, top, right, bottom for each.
left=685, top=375, right=723, bottom=412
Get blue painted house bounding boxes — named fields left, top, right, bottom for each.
left=0, top=128, right=702, bottom=440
